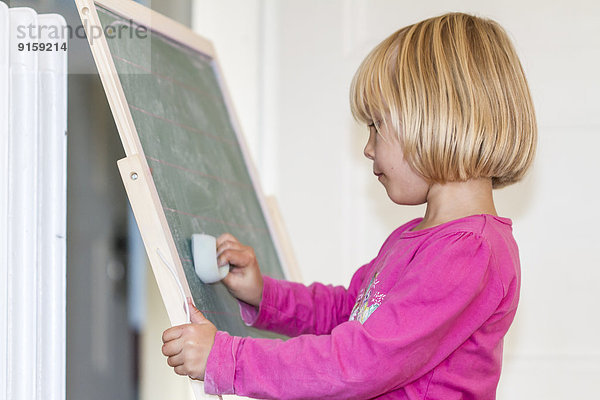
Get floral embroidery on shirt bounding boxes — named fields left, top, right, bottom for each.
left=349, top=271, right=386, bottom=324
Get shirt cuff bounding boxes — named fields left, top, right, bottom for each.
left=238, top=275, right=278, bottom=328
left=204, top=331, right=240, bottom=395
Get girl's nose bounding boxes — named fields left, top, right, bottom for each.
left=364, top=142, right=374, bottom=160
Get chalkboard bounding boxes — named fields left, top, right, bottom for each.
left=86, top=2, right=288, bottom=339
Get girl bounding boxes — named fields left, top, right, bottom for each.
left=161, top=12, right=536, bottom=399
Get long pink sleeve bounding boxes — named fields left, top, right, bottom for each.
left=204, top=219, right=518, bottom=399
left=238, top=263, right=371, bottom=337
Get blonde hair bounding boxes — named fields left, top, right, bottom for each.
left=350, top=12, right=537, bottom=188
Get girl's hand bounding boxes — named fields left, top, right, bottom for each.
left=216, top=233, right=264, bottom=308
left=161, top=298, right=217, bottom=380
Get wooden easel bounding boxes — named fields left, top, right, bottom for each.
left=75, top=0, right=300, bottom=398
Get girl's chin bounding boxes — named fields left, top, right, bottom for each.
left=384, top=185, right=427, bottom=205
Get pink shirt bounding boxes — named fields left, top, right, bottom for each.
left=204, top=214, right=520, bottom=399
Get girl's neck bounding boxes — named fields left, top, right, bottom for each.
left=414, top=178, right=498, bottom=231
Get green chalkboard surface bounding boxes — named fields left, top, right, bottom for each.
left=97, top=6, right=286, bottom=339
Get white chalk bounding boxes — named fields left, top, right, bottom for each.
left=192, top=234, right=229, bottom=284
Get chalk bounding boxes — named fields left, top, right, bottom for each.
left=192, top=233, right=229, bottom=284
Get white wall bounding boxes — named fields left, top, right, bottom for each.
left=191, top=0, right=600, bottom=397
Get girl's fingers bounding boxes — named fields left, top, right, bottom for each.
left=221, top=267, right=244, bottom=283
left=162, top=326, right=183, bottom=343
left=162, top=338, right=183, bottom=357
left=174, top=365, right=187, bottom=376
left=167, top=353, right=184, bottom=367
left=187, top=297, right=203, bottom=314
left=216, top=233, right=239, bottom=247
left=216, top=239, right=242, bottom=258
left=217, top=248, right=247, bottom=268
left=189, top=305, right=208, bottom=324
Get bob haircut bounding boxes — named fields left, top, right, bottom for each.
left=350, top=12, right=537, bottom=189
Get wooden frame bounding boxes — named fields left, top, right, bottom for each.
left=74, top=0, right=299, bottom=398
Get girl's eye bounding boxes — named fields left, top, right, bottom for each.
left=368, top=120, right=382, bottom=135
